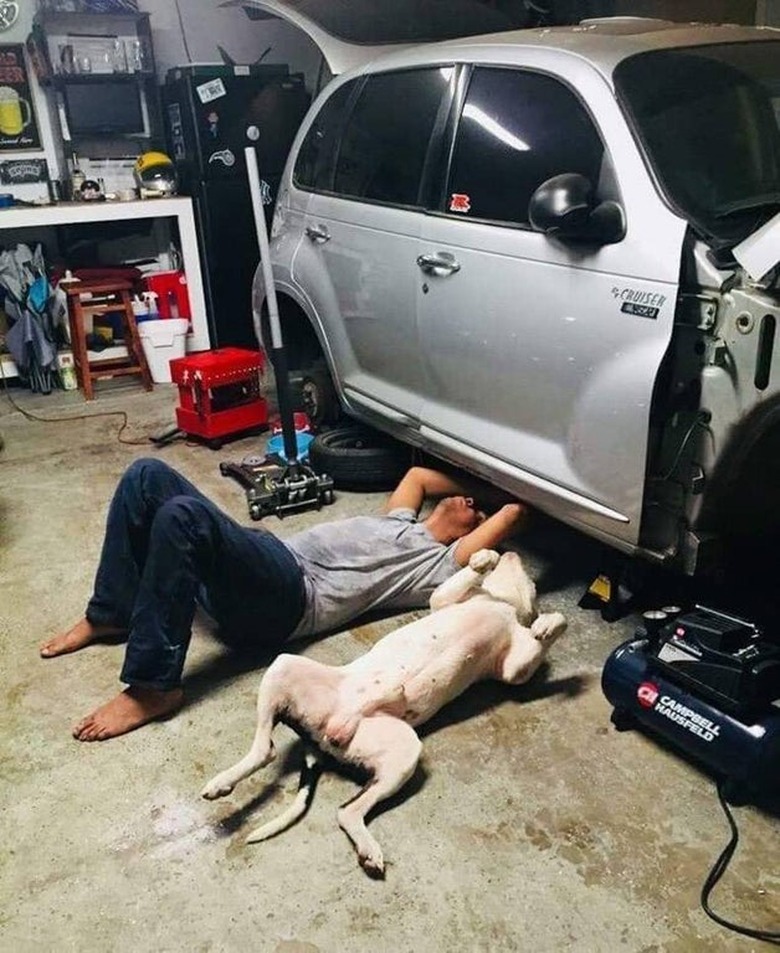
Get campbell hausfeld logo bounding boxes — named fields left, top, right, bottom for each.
left=637, top=681, right=721, bottom=742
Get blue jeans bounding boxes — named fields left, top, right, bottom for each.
left=86, top=458, right=305, bottom=691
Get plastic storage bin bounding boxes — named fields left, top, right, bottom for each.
left=138, top=318, right=189, bottom=383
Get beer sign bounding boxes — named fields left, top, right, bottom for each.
left=0, top=45, right=41, bottom=151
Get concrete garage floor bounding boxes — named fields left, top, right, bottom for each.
left=1, top=380, right=777, bottom=953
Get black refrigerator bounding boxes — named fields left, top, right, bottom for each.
left=162, top=64, right=311, bottom=349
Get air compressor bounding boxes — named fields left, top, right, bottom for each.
left=601, top=605, right=780, bottom=801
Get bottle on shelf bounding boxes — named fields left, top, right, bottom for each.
left=69, top=153, right=85, bottom=201
left=142, top=290, right=159, bottom=319
left=131, top=295, right=149, bottom=321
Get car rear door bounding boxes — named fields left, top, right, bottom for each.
left=228, top=0, right=513, bottom=78
left=416, top=57, right=688, bottom=549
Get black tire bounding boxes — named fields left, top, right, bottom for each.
left=299, top=361, right=341, bottom=429
left=308, top=424, right=411, bottom=491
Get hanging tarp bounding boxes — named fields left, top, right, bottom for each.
left=0, top=243, right=57, bottom=394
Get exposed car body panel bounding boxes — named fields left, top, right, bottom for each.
left=734, top=211, right=780, bottom=280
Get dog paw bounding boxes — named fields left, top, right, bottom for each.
left=359, top=848, right=386, bottom=879
left=531, top=612, right=567, bottom=643
left=469, top=549, right=500, bottom=574
left=201, top=773, right=236, bottom=800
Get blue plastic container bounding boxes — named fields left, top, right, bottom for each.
left=267, top=431, right=314, bottom=461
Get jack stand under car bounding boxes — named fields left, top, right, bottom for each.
left=220, top=146, right=336, bottom=521
left=602, top=605, right=780, bottom=803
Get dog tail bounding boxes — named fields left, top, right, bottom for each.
left=245, top=748, right=323, bottom=844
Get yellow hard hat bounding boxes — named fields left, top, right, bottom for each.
left=134, top=151, right=177, bottom=196
left=134, top=151, right=174, bottom=174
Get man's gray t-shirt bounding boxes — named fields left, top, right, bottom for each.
left=284, top=508, right=460, bottom=637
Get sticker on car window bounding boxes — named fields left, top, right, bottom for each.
left=449, top=193, right=471, bottom=213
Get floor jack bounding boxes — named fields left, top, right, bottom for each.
left=218, top=146, right=334, bottom=521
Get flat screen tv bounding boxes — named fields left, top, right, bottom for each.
left=63, top=80, right=147, bottom=137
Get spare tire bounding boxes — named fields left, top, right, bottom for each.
left=307, top=424, right=411, bottom=491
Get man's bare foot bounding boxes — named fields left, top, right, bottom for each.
left=40, top=619, right=126, bottom=659
left=72, top=686, right=184, bottom=742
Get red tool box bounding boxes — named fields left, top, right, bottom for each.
left=169, top=347, right=268, bottom=447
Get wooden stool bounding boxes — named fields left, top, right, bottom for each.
left=65, top=279, right=153, bottom=401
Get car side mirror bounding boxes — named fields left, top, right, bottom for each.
left=529, top=173, right=625, bottom=245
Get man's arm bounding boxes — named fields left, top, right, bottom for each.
left=385, top=466, right=472, bottom=514
left=453, top=503, right=527, bottom=565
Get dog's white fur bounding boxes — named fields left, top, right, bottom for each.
left=202, top=549, right=566, bottom=876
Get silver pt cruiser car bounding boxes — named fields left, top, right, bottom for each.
left=249, top=8, right=780, bottom=575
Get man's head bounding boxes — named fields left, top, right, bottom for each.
left=425, top=496, right=486, bottom=543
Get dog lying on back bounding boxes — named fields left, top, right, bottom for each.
left=202, top=549, right=567, bottom=877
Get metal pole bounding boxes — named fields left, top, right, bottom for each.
left=245, top=145, right=299, bottom=464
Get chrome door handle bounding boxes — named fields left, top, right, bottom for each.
left=416, top=252, right=461, bottom=275
left=305, top=224, right=331, bottom=243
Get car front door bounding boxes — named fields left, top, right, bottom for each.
left=416, top=61, right=688, bottom=549
left=292, top=66, right=455, bottom=426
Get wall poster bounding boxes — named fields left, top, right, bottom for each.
left=0, top=45, right=41, bottom=151
left=0, top=157, right=48, bottom=184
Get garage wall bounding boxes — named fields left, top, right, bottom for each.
left=0, top=5, right=62, bottom=194
left=0, top=1, right=321, bottom=189
left=144, top=0, right=322, bottom=88
left=0, top=1, right=322, bottom=84
left=757, top=0, right=780, bottom=23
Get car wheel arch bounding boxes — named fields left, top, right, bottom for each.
left=257, top=290, right=329, bottom=372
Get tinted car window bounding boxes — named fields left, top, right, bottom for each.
left=446, top=68, right=606, bottom=225
left=333, top=68, right=453, bottom=207
left=614, top=43, right=780, bottom=243
left=294, top=79, right=358, bottom=192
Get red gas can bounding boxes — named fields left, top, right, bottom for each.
left=144, top=270, right=191, bottom=320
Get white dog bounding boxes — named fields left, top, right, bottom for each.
left=202, top=549, right=566, bottom=876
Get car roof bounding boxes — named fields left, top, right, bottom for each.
left=232, top=3, right=778, bottom=81
left=358, top=19, right=778, bottom=84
